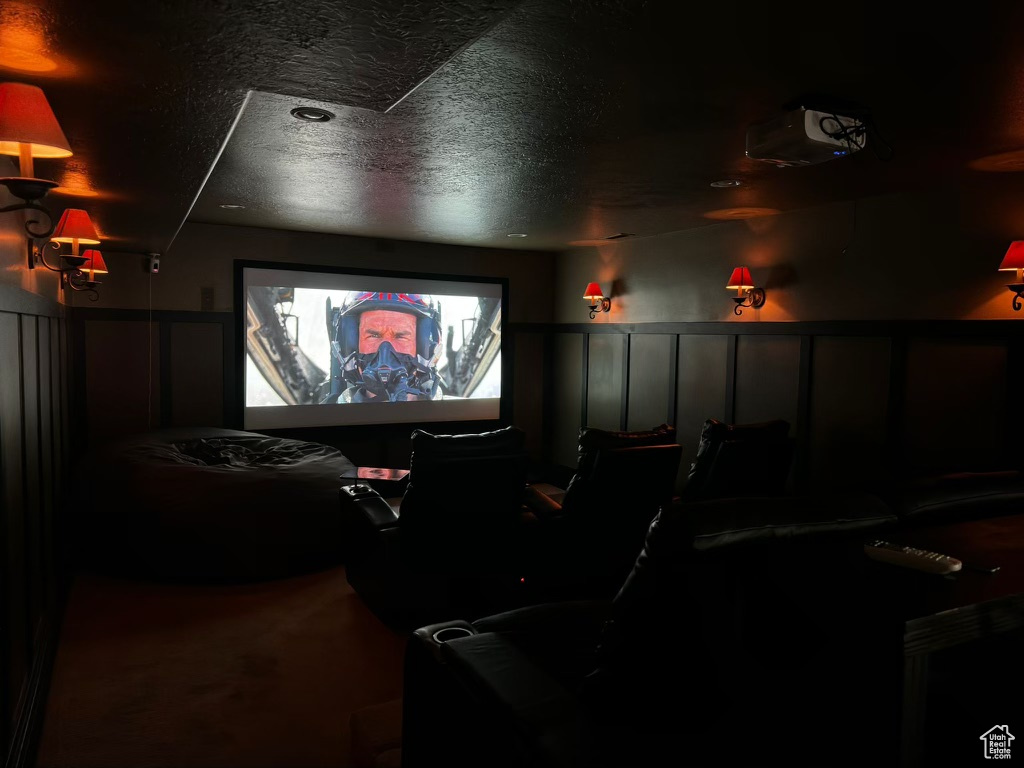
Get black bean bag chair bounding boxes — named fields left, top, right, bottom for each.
left=78, top=427, right=356, bottom=582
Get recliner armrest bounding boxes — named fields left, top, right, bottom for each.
left=359, top=497, right=400, bottom=530
left=471, top=599, right=610, bottom=635
left=440, top=632, right=600, bottom=768
left=685, top=493, right=897, bottom=551
left=341, top=484, right=400, bottom=530
left=884, top=470, right=1024, bottom=525
left=524, top=484, right=565, bottom=518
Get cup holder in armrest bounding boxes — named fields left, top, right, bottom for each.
left=340, top=483, right=377, bottom=498
left=432, top=626, right=474, bottom=644
left=413, top=620, right=478, bottom=661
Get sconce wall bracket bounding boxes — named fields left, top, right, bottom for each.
left=1007, top=283, right=1024, bottom=312
left=732, top=287, right=766, bottom=315
left=588, top=297, right=612, bottom=319
left=29, top=240, right=99, bottom=300
left=0, top=177, right=58, bottom=240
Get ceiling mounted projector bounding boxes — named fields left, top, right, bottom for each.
left=746, top=106, right=866, bottom=168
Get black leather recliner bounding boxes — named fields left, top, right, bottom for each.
left=345, top=424, right=686, bottom=628
left=679, top=417, right=796, bottom=501
left=342, top=425, right=534, bottom=630
left=398, top=426, right=531, bottom=574
left=522, top=423, right=683, bottom=599
left=401, top=492, right=903, bottom=768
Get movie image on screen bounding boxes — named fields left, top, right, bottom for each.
left=239, top=264, right=505, bottom=430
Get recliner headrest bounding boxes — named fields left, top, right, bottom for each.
left=409, top=425, right=526, bottom=465
left=681, top=418, right=793, bottom=501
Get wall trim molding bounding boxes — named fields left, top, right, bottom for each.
left=0, top=286, right=64, bottom=319
left=70, top=310, right=1024, bottom=339
left=509, top=320, right=1024, bottom=337
left=68, top=308, right=231, bottom=323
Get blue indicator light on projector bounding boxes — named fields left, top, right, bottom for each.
left=833, top=150, right=847, bottom=156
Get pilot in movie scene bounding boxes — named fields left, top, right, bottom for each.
left=245, top=287, right=501, bottom=406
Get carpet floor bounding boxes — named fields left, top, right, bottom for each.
left=35, top=566, right=406, bottom=768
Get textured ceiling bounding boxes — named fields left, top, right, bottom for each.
left=2, top=0, right=520, bottom=253
left=4, top=0, right=1024, bottom=256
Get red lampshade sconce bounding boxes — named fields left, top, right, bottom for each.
left=998, top=241, right=1024, bottom=311
left=0, top=82, right=106, bottom=299
left=726, top=266, right=766, bottom=315
left=0, top=82, right=71, bottom=238
left=80, top=249, right=108, bottom=281
left=32, top=208, right=106, bottom=299
left=583, top=282, right=611, bottom=319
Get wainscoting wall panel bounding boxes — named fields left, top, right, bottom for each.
left=551, top=334, right=584, bottom=468
left=626, top=334, right=673, bottom=432
left=0, top=312, right=26, bottom=750
left=902, top=340, right=1007, bottom=472
left=0, top=299, right=70, bottom=768
left=809, top=337, right=891, bottom=489
left=512, top=332, right=545, bottom=460
left=586, top=334, right=625, bottom=432
left=675, top=335, right=730, bottom=486
left=169, top=322, right=224, bottom=428
left=542, top=321, right=1024, bottom=492
left=734, top=335, right=802, bottom=430
left=54, top=320, right=68, bottom=590
left=20, top=319, right=41, bottom=666
left=36, top=321, right=54, bottom=632
left=82, top=320, right=161, bottom=444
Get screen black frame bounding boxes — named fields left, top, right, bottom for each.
left=232, top=259, right=512, bottom=439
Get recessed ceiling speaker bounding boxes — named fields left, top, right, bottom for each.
left=290, top=106, right=334, bottom=122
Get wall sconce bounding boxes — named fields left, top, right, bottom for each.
left=726, top=266, right=766, bottom=315
left=583, top=282, right=611, bottom=319
left=31, top=208, right=106, bottom=299
left=0, top=82, right=72, bottom=240
left=80, top=249, right=108, bottom=283
left=998, top=241, right=1024, bottom=311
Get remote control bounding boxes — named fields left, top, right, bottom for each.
left=864, top=539, right=962, bottom=575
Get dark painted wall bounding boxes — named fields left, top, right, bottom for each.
left=0, top=162, right=72, bottom=768
left=547, top=186, right=1023, bottom=484
left=553, top=187, right=1013, bottom=324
